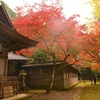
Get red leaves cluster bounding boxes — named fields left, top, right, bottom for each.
left=13, top=0, right=86, bottom=66
left=13, top=0, right=64, bottom=40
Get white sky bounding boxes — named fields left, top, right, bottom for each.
left=3, top=0, right=92, bottom=23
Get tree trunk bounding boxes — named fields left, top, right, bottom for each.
left=46, top=54, right=56, bottom=92
left=47, top=67, right=56, bottom=92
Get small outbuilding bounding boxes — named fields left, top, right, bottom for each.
left=22, top=62, right=78, bottom=89
left=7, top=52, right=29, bottom=76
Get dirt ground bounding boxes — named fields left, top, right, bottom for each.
left=25, top=83, right=84, bottom=100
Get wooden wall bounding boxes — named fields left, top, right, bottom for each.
left=0, top=48, right=20, bottom=98
left=0, top=49, right=7, bottom=77
left=63, top=68, right=78, bottom=88
left=23, top=65, right=78, bottom=89
left=24, top=66, right=64, bottom=89
left=8, top=61, right=18, bottom=76
left=0, top=58, right=5, bottom=75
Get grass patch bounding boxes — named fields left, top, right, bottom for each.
left=71, top=82, right=85, bottom=88
left=79, top=81, right=100, bottom=100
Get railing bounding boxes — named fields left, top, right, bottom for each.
left=0, top=76, right=20, bottom=98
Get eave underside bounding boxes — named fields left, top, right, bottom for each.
left=0, top=24, right=38, bottom=51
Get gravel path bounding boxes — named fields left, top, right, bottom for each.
left=25, top=84, right=84, bottom=100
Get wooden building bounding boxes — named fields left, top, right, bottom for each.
left=22, top=62, right=78, bottom=89
left=0, top=1, right=37, bottom=98
left=8, top=52, right=29, bottom=76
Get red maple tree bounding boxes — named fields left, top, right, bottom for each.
left=13, top=0, right=86, bottom=91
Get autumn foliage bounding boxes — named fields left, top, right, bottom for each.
left=13, top=0, right=100, bottom=70
left=13, top=0, right=85, bottom=65
left=81, top=21, right=100, bottom=71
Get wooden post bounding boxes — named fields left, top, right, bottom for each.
left=4, top=50, right=8, bottom=78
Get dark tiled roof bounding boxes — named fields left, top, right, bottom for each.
left=22, top=62, right=61, bottom=67
left=22, top=62, right=78, bottom=71
left=8, top=52, right=29, bottom=60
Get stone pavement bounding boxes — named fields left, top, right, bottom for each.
left=1, top=94, right=33, bottom=100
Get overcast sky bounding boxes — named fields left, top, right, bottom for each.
left=3, top=0, right=92, bottom=23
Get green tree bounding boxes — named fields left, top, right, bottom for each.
left=3, top=1, right=17, bottom=19
left=30, top=49, right=51, bottom=62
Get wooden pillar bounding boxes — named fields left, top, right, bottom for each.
left=4, top=49, right=8, bottom=78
